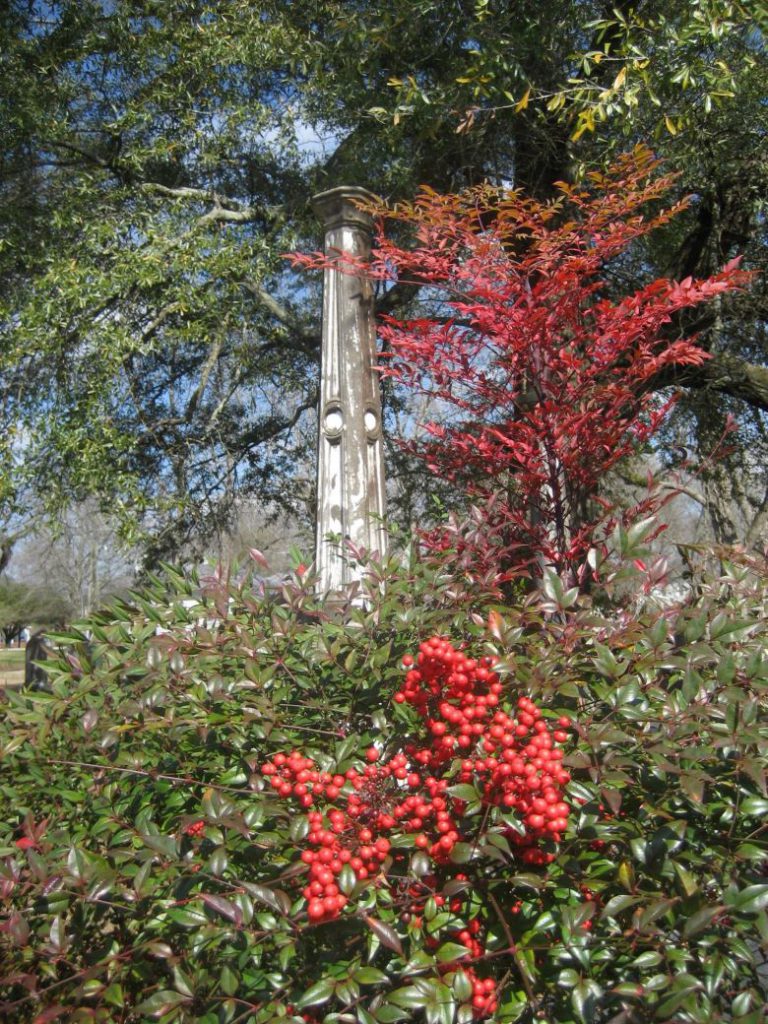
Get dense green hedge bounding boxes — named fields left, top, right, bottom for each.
left=0, top=544, right=766, bottom=1023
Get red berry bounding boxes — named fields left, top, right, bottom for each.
left=307, top=899, right=325, bottom=920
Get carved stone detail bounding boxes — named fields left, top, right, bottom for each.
left=312, top=186, right=387, bottom=593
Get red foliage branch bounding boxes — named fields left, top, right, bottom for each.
left=292, top=146, right=752, bottom=581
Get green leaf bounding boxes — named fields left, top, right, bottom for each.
left=672, top=862, right=698, bottom=898
left=207, top=845, right=228, bottom=876
left=172, top=965, right=195, bottom=998
left=355, top=967, right=389, bottom=985
left=339, top=864, right=357, bottom=895
left=104, top=983, right=125, bottom=1009
left=611, top=982, right=644, bottom=997
left=483, top=832, right=512, bottom=854
left=452, top=970, right=474, bottom=1001
left=638, top=898, right=676, bottom=929
left=140, top=833, right=178, bottom=859
left=443, top=878, right=473, bottom=896
left=389, top=986, right=429, bottom=1010
left=448, top=784, right=482, bottom=801
left=449, top=842, right=474, bottom=864
left=167, top=907, right=209, bottom=928
left=683, top=906, right=723, bottom=938
left=289, top=816, right=309, bottom=842
left=436, top=942, right=471, bottom=963
left=558, top=968, right=580, bottom=988
left=240, top=881, right=292, bottom=915
left=741, top=797, right=768, bottom=817
left=724, top=884, right=768, bottom=914
left=403, top=950, right=437, bottom=974
left=655, top=976, right=702, bottom=1017
left=135, top=990, right=192, bottom=1017
left=296, top=978, right=336, bottom=1009
left=531, top=910, right=556, bottom=933
left=600, top=894, right=640, bottom=920
left=410, top=851, right=433, bottom=877
left=571, top=979, right=602, bottom=1023
left=630, top=951, right=663, bottom=969
left=373, top=1005, right=410, bottom=1022
left=509, top=873, right=545, bottom=891
left=220, top=966, right=239, bottom=996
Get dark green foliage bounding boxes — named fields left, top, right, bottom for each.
left=0, top=539, right=766, bottom=1023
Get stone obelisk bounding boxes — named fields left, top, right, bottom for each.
left=311, top=186, right=387, bottom=594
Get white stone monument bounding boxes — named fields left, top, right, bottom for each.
left=312, top=186, right=387, bottom=594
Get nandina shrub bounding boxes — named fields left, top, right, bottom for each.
left=292, top=147, right=752, bottom=584
left=0, top=543, right=767, bottom=1023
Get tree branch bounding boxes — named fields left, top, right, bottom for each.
left=240, top=395, right=318, bottom=450
left=242, top=281, right=319, bottom=350
left=140, top=183, right=244, bottom=210
left=141, top=183, right=281, bottom=227
left=649, top=351, right=768, bottom=413
left=0, top=518, right=42, bottom=574
left=185, top=337, right=224, bottom=422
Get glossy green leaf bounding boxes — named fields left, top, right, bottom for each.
left=135, top=990, right=192, bottom=1017
left=295, top=977, right=335, bottom=1009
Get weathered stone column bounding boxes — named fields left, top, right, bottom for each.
left=312, top=186, right=387, bottom=594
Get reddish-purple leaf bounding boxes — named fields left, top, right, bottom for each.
left=200, top=893, right=243, bottom=926
left=363, top=915, right=403, bottom=955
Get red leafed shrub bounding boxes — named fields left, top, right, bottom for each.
left=293, top=146, right=751, bottom=583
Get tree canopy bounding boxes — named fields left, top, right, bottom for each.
left=1, top=0, right=766, bottom=565
left=0, top=576, right=70, bottom=644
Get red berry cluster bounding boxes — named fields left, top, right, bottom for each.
left=261, top=751, right=345, bottom=807
left=465, top=971, right=498, bottom=1017
left=260, top=637, right=574, bottom=1018
left=183, top=819, right=205, bottom=838
left=397, top=637, right=573, bottom=863
left=300, top=808, right=392, bottom=922
left=394, top=644, right=503, bottom=762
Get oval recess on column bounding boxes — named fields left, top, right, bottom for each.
left=364, top=408, right=380, bottom=441
left=322, top=402, right=344, bottom=444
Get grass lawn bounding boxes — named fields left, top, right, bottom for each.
left=0, top=648, right=25, bottom=667
left=0, top=647, right=25, bottom=685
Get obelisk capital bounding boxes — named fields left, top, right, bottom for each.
left=311, top=186, right=378, bottom=234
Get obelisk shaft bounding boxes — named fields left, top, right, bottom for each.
left=312, top=187, right=387, bottom=593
